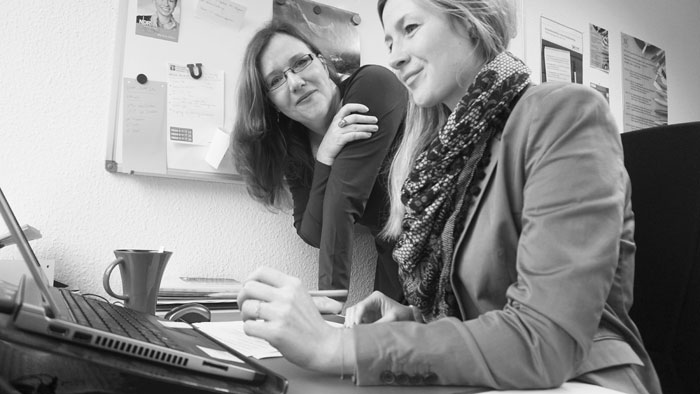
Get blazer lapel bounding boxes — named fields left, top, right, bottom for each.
left=451, top=134, right=501, bottom=266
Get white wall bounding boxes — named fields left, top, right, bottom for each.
left=0, top=0, right=382, bottom=306
left=1, top=1, right=699, bottom=305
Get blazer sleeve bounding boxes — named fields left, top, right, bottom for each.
left=352, top=84, right=629, bottom=388
left=292, top=66, right=407, bottom=288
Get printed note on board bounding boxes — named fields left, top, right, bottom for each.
left=167, top=63, right=224, bottom=147
left=122, top=78, right=167, bottom=175
left=195, top=0, right=247, bottom=29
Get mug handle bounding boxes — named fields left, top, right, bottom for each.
left=103, top=257, right=129, bottom=301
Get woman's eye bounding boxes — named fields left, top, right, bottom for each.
left=268, top=75, right=284, bottom=88
left=293, top=56, right=311, bottom=69
left=404, top=24, right=418, bottom=34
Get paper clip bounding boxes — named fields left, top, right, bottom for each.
left=187, top=63, right=203, bottom=79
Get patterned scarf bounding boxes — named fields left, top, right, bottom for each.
left=393, top=52, right=531, bottom=321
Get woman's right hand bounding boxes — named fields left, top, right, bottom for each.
left=343, top=291, right=414, bottom=327
left=316, top=103, right=378, bottom=166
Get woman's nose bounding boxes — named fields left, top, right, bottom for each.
left=388, top=46, right=408, bottom=71
left=286, top=72, right=305, bottom=91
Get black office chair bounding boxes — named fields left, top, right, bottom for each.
left=621, top=122, right=700, bottom=394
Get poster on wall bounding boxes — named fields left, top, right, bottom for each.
left=273, top=0, right=361, bottom=74
left=590, top=24, right=609, bottom=72
left=540, top=17, right=583, bottom=83
left=621, top=32, right=668, bottom=131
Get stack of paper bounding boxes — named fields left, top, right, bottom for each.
left=158, top=276, right=241, bottom=298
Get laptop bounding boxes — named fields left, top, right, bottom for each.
left=0, top=187, right=286, bottom=393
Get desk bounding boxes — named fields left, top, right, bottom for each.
left=256, top=357, right=626, bottom=393
left=207, top=311, right=626, bottom=394
left=0, top=310, right=624, bottom=394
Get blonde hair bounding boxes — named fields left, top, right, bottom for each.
left=378, top=0, right=517, bottom=239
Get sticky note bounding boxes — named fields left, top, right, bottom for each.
left=205, top=128, right=231, bottom=169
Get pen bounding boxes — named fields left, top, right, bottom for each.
left=207, top=289, right=348, bottom=298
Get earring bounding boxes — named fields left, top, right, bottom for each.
left=276, top=111, right=280, bottom=123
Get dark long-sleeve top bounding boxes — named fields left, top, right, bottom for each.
left=287, top=65, right=407, bottom=290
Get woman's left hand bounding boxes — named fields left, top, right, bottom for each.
left=316, top=103, right=378, bottom=166
left=237, top=267, right=342, bottom=371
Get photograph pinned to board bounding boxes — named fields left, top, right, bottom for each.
left=621, top=32, right=667, bottom=131
left=135, top=0, right=181, bottom=42
left=540, top=16, right=583, bottom=84
left=590, top=24, right=609, bottom=72
left=273, top=0, right=361, bottom=74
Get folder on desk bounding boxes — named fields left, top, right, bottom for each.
left=159, top=276, right=242, bottom=297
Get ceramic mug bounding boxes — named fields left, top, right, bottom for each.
left=102, top=249, right=171, bottom=315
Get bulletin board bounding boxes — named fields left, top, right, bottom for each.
left=105, top=0, right=362, bottom=183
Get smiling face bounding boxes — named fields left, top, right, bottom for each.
left=260, top=33, right=339, bottom=134
left=154, top=0, right=177, bottom=17
left=381, top=0, right=485, bottom=109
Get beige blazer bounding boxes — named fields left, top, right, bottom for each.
left=353, top=83, right=660, bottom=393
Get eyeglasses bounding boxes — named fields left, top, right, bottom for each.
left=266, top=54, right=315, bottom=92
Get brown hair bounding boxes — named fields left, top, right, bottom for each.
left=231, top=21, right=342, bottom=208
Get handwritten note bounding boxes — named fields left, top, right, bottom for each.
left=122, top=78, right=167, bottom=174
left=195, top=0, right=247, bottom=29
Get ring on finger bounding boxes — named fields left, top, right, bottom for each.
left=338, top=118, right=348, bottom=128
left=255, top=300, right=263, bottom=320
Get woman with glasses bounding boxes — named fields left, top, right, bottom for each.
left=232, top=21, right=408, bottom=303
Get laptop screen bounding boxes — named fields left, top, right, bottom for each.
left=0, top=187, right=61, bottom=317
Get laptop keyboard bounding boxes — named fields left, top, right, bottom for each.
left=59, top=289, right=184, bottom=351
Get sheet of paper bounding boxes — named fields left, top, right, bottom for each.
left=543, top=47, right=572, bottom=82
left=194, top=320, right=344, bottom=360
left=157, top=320, right=192, bottom=329
left=196, top=0, right=246, bottom=29
left=167, top=63, right=224, bottom=146
left=541, top=17, right=583, bottom=53
left=621, top=32, right=668, bottom=131
left=480, top=382, right=626, bottom=393
left=197, top=345, right=245, bottom=363
left=0, top=259, right=54, bottom=286
left=194, top=321, right=282, bottom=359
left=204, top=128, right=231, bottom=169
left=122, top=78, right=167, bottom=174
